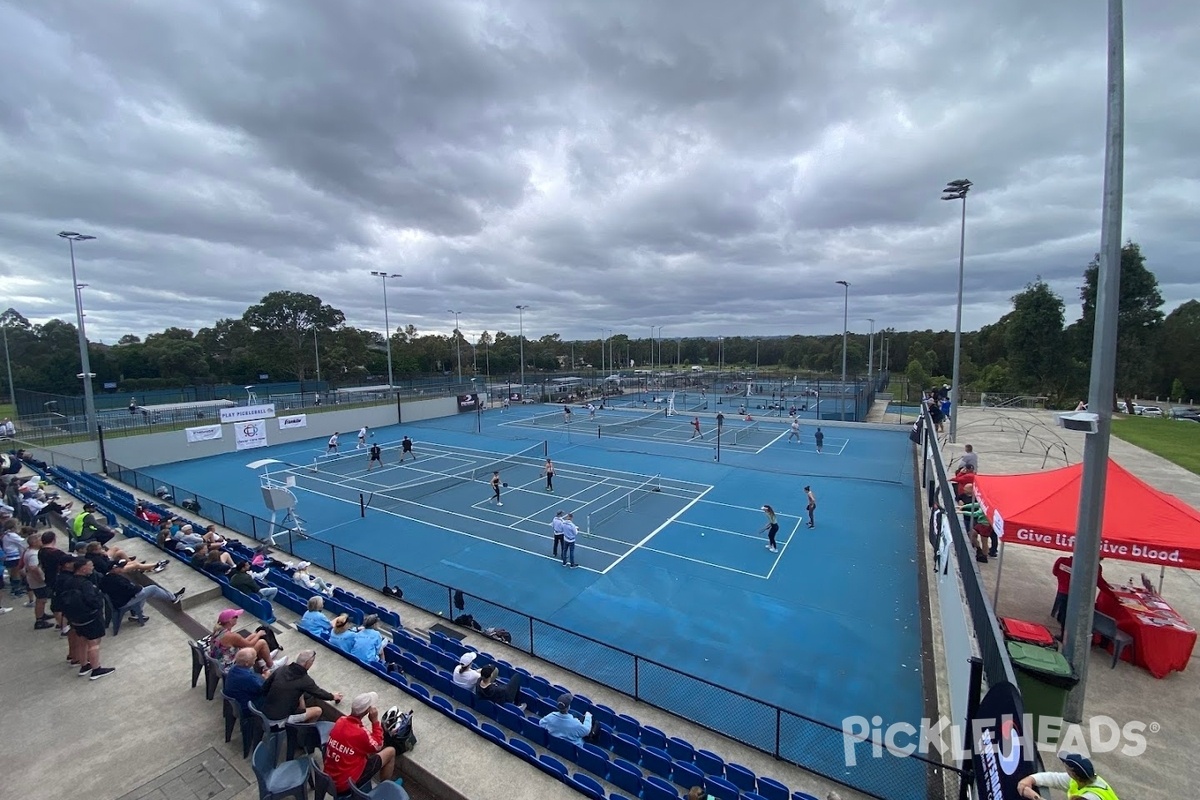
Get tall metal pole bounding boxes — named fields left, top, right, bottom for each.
left=1, top=321, right=16, bottom=419
left=449, top=310, right=462, bottom=383
left=59, top=232, right=98, bottom=437
left=867, top=318, right=875, bottom=389
left=1064, top=0, right=1124, bottom=724
left=313, top=327, right=321, bottom=387
left=370, top=272, right=401, bottom=389
left=837, top=280, right=849, bottom=421
left=516, top=305, right=528, bottom=398
left=942, top=178, right=972, bottom=442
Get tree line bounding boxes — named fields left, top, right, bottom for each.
left=0, top=241, right=1193, bottom=406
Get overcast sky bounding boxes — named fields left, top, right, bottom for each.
left=1, top=1, right=1196, bottom=344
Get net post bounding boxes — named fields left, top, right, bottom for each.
left=587, top=514, right=592, bottom=536
left=360, top=493, right=365, bottom=518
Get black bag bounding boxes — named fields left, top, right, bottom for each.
left=383, top=710, right=417, bottom=753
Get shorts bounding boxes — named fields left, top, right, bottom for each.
left=74, top=616, right=107, bottom=641
left=356, top=753, right=383, bottom=787
left=4, top=557, right=19, bottom=568
left=33, top=586, right=50, bottom=599
left=286, top=712, right=312, bottom=725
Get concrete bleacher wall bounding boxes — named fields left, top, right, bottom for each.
left=26, top=396, right=459, bottom=471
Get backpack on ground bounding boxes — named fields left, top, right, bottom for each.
left=382, top=707, right=417, bottom=753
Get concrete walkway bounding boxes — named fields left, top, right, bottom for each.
left=940, top=407, right=1197, bottom=800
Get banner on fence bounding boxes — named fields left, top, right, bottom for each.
left=456, top=394, right=480, bottom=413
left=185, top=424, right=223, bottom=443
left=220, top=403, right=276, bottom=423
left=234, top=421, right=269, bottom=450
left=278, top=414, right=308, bottom=430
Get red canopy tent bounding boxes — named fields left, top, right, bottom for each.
left=974, top=459, right=1200, bottom=570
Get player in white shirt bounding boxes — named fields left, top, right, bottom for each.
left=327, top=433, right=339, bottom=453
left=550, top=511, right=565, bottom=557
left=357, top=426, right=369, bottom=448
left=788, top=418, right=801, bottom=443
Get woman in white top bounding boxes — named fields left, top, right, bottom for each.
left=452, top=651, right=483, bottom=689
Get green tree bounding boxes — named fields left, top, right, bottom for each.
left=1160, top=300, right=1200, bottom=399
left=1074, top=241, right=1164, bottom=394
left=1170, top=378, right=1187, bottom=402
left=1005, top=279, right=1066, bottom=393
left=242, top=292, right=346, bottom=380
left=905, top=358, right=931, bottom=398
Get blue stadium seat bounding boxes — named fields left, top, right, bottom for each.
left=725, top=763, right=756, bottom=793
left=705, top=776, right=740, bottom=800
left=538, top=755, right=568, bottom=779
left=640, top=746, right=674, bottom=781
left=409, top=683, right=431, bottom=701
left=520, top=716, right=548, bottom=747
left=640, top=725, right=667, bottom=751
left=449, top=683, right=476, bottom=708
left=510, top=739, right=537, bottom=762
left=576, top=743, right=610, bottom=780
left=608, top=760, right=643, bottom=796
left=454, top=709, right=478, bottom=728
left=474, top=698, right=496, bottom=720
left=528, top=676, right=555, bottom=698
left=495, top=705, right=523, bottom=735
left=755, top=776, right=789, bottom=800
left=790, top=793, right=820, bottom=800
left=615, top=714, right=641, bottom=737
left=666, top=737, right=695, bottom=763
left=672, top=761, right=704, bottom=790
left=742, top=794, right=769, bottom=800
left=695, top=749, right=725, bottom=777
left=571, top=774, right=606, bottom=800
left=612, top=732, right=642, bottom=763
left=591, top=704, right=616, bottom=730
left=546, top=734, right=577, bottom=763
left=480, top=723, right=505, bottom=742
left=641, top=776, right=680, bottom=800
left=430, top=696, right=454, bottom=716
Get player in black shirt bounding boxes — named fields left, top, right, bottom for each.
left=367, top=442, right=383, bottom=471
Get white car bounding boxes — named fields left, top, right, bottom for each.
left=1141, top=406, right=1163, bottom=417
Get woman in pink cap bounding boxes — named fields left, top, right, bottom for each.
left=208, top=608, right=279, bottom=671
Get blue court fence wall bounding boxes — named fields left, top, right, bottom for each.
left=107, top=458, right=958, bottom=800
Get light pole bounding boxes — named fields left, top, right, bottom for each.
left=606, top=329, right=613, bottom=375
left=448, top=309, right=463, bottom=383
left=370, top=272, right=401, bottom=389
left=516, top=305, right=528, bottom=398
left=942, top=178, right=972, bottom=442
left=313, top=327, right=321, bottom=400
left=58, top=232, right=98, bottom=436
left=836, top=280, right=850, bottom=421
left=655, top=326, right=664, bottom=371
left=1, top=319, right=15, bottom=420
left=866, top=318, right=875, bottom=389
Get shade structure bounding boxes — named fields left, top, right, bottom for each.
left=974, top=459, right=1200, bottom=570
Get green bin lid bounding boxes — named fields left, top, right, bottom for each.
left=1007, top=641, right=1074, bottom=677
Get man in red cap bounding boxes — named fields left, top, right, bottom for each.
left=1017, top=752, right=1120, bottom=800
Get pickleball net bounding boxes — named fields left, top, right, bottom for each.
left=586, top=473, right=661, bottom=534
left=469, top=440, right=548, bottom=482
left=597, top=409, right=665, bottom=437
left=732, top=421, right=761, bottom=445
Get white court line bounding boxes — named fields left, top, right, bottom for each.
left=601, top=486, right=712, bottom=575
left=674, top=517, right=802, bottom=542
left=298, top=483, right=611, bottom=571
left=766, top=517, right=805, bottom=580
left=638, top=546, right=769, bottom=579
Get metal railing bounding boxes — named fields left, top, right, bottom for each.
left=106, top=459, right=958, bottom=800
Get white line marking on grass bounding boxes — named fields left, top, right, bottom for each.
left=601, top=485, right=712, bottom=575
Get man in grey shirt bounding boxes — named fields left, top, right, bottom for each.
left=958, top=444, right=978, bottom=473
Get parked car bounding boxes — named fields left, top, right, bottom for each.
left=1141, top=406, right=1163, bottom=417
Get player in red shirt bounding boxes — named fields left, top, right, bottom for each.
left=324, top=692, right=398, bottom=793
left=690, top=416, right=702, bottom=439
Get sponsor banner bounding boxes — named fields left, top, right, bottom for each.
left=971, top=682, right=1035, bottom=800
left=234, top=420, right=269, bottom=451
left=219, top=403, right=277, bottom=423
left=457, top=393, right=481, bottom=413
left=185, top=424, right=223, bottom=443
left=509, top=392, right=523, bottom=402
left=278, top=414, right=308, bottom=430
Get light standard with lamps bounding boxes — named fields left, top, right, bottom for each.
left=58, top=232, right=98, bottom=437
left=516, top=305, right=528, bottom=399
left=866, top=318, right=875, bottom=390
left=836, top=280, right=850, bottom=421
left=448, top=309, right=463, bottom=383
left=1, top=318, right=15, bottom=421
left=942, top=178, right=972, bottom=442
left=370, top=271, right=402, bottom=390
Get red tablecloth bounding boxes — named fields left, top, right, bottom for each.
left=1096, top=584, right=1196, bottom=678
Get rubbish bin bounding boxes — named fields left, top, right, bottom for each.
left=1007, top=641, right=1079, bottom=747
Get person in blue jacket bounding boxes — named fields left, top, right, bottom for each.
left=349, top=614, right=385, bottom=663
left=539, top=693, right=597, bottom=745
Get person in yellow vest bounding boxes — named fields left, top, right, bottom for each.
left=1017, top=752, right=1120, bottom=800
left=71, top=503, right=117, bottom=550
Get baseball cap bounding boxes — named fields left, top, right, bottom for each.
left=351, top=691, right=378, bottom=716
left=557, top=693, right=573, bottom=712
left=459, top=652, right=477, bottom=667
left=217, top=608, right=243, bottom=625
left=1059, top=753, right=1095, bottom=781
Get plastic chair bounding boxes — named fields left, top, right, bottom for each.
left=608, top=760, right=643, bottom=796
left=725, top=763, right=757, bottom=793
left=671, top=761, right=704, bottom=790
left=347, top=780, right=410, bottom=800
left=251, top=741, right=310, bottom=800
left=570, top=773, right=606, bottom=800
left=641, top=776, right=680, bottom=800
left=640, top=746, right=674, bottom=781
left=222, top=691, right=258, bottom=759
left=640, top=725, right=668, bottom=750
left=546, top=733, right=577, bottom=763
left=705, top=775, right=740, bottom=800
left=612, top=732, right=642, bottom=763
left=576, top=742, right=610, bottom=779
left=539, top=754, right=569, bottom=778
left=509, top=739, right=537, bottom=762
left=791, top=792, right=820, bottom=800
left=695, top=749, right=725, bottom=777
left=249, top=702, right=286, bottom=764
left=202, top=652, right=224, bottom=701
left=666, top=737, right=695, bottom=763
left=309, top=765, right=342, bottom=800
left=430, top=695, right=454, bottom=716
left=188, top=640, right=205, bottom=688
left=756, top=776, right=789, bottom=800
left=454, top=709, right=479, bottom=728
left=286, top=720, right=335, bottom=761
left=614, top=714, right=641, bottom=737
left=1092, top=611, right=1134, bottom=668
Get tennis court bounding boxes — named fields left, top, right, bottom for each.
left=501, top=407, right=782, bottom=453
left=138, top=402, right=925, bottom=782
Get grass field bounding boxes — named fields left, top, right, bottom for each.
left=1112, top=416, right=1200, bottom=476
left=0, top=403, right=12, bottom=419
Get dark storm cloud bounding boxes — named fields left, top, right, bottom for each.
left=0, top=0, right=1196, bottom=346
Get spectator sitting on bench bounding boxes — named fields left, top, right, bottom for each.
left=261, top=649, right=343, bottom=726
left=229, top=560, right=278, bottom=600
left=197, top=546, right=236, bottom=576
left=293, top=561, right=334, bottom=596
left=173, top=524, right=205, bottom=549
left=21, top=494, right=71, bottom=524
left=452, top=652, right=483, bottom=689
left=208, top=608, right=281, bottom=672
left=83, top=541, right=168, bottom=575
left=70, top=503, right=119, bottom=550
left=202, top=524, right=227, bottom=548
left=539, top=693, right=598, bottom=745
left=100, top=565, right=185, bottom=629
left=134, top=501, right=163, bottom=526
left=299, top=595, right=334, bottom=638
left=329, top=615, right=358, bottom=653
left=349, top=615, right=385, bottom=663
left=476, top=664, right=525, bottom=710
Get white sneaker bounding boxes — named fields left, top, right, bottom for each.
left=769, top=547, right=778, bottom=553
left=497, top=502, right=503, bottom=507
left=270, top=648, right=284, bottom=662
left=0, top=607, right=12, bottom=614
